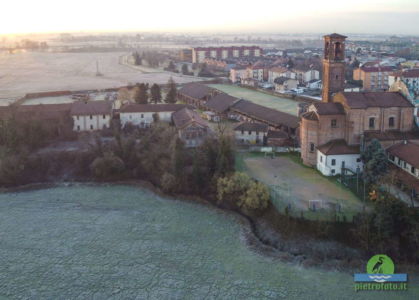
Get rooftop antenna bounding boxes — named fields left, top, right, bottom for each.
left=96, top=60, right=103, bottom=77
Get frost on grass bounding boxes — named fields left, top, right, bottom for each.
left=0, top=185, right=409, bottom=299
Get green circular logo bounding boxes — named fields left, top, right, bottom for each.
left=366, top=254, right=394, bottom=274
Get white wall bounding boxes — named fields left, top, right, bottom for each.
left=73, top=114, right=111, bottom=131
left=317, top=150, right=363, bottom=176
left=230, top=69, right=248, bottom=83
left=234, top=130, right=266, bottom=144
left=389, top=154, right=419, bottom=178
left=120, top=111, right=174, bottom=128
left=304, top=70, right=320, bottom=83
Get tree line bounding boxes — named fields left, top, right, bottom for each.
left=127, top=77, right=178, bottom=105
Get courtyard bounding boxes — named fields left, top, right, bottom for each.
left=237, top=152, right=366, bottom=221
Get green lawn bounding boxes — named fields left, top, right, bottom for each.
left=207, top=84, right=299, bottom=116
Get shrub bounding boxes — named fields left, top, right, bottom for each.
left=90, top=152, right=125, bottom=179
left=161, top=172, right=177, bottom=193
left=217, top=172, right=270, bottom=212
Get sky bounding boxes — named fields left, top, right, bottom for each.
left=1, top=0, right=419, bottom=35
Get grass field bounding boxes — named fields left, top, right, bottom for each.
left=207, top=84, right=299, bottom=116
left=237, top=152, right=365, bottom=221
left=0, top=51, right=203, bottom=101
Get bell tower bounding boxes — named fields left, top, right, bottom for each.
left=322, top=33, right=347, bottom=103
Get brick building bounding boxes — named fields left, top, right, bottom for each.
left=192, top=46, right=262, bottom=64
left=300, top=33, right=418, bottom=176
left=353, top=63, right=395, bottom=91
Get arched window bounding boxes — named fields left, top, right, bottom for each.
left=389, top=117, right=395, bottom=127
left=324, top=42, right=329, bottom=59
left=310, top=143, right=315, bottom=152
left=369, top=117, right=375, bottom=129
left=334, top=42, right=342, bottom=59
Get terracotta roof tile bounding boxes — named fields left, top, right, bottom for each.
left=172, top=108, right=208, bottom=129
left=120, top=104, right=189, bottom=113
left=317, top=139, right=360, bottom=155
left=178, top=83, right=213, bottom=100
left=205, top=94, right=240, bottom=113
left=313, top=102, right=345, bottom=115
left=70, top=100, right=112, bottom=116
left=340, top=92, right=413, bottom=109
left=401, top=69, right=419, bottom=78
left=231, top=100, right=299, bottom=129
left=324, top=33, right=347, bottom=39
left=387, top=142, right=419, bottom=169
left=234, top=122, right=269, bottom=132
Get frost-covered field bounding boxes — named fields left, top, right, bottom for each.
left=0, top=51, right=201, bottom=101
left=0, top=185, right=416, bottom=299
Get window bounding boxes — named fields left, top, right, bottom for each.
left=331, top=119, right=337, bottom=128
left=103, top=114, right=106, bottom=119
left=389, top=117, right=395, bottom=127
left=331, top=169, right=335, bottom=174
left=76, top=116, right=79, bottom=120
left=320, top=156, right=323, bottom=163
left=90, top=125, right=93, bottom=130
left=404, top=161, right=407, bottom=168
left=141, top=114, right=144, bottom=118
left=356, top=158, right=361, bottom=163
left=90, top=115, right=93, bottom=120
left=411, top=166, right=416, bottom=174
left=389, top=155, right=395, bottom=161
left=310, top=143, right=315, bottom=152
left=248, top=131, right=251, bottom=135
left=331, top=159, right=336, bottom=166
left=241, top=130, right=244, bottom=135
left=77, top=125, right=80, bottom=131
left=369, top=117, right=375, bottom=129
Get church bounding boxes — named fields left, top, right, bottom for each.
left=300, top=33, right=419, bottom=176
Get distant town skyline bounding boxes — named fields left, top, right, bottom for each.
left=1, top=0, right=419, bottom=36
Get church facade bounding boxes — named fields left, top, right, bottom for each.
left=300, top=33, right=418, bottom=176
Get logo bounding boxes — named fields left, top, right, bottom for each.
left=354, top=255, right=408, bottom=291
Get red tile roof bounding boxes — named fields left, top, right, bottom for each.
left=234, top=122, right=269, bottom=132
left=178, top=83, right=213, bottom=100
left=172, top=108, right=208, bottom=129
left=340, top=92, right=413, bottom=109
left=15, top=103, right=72, bottom=121
left=231, top=100, right=299, bottom=129
left=324, top=33, right=347, bottom=39
left=359, top=66, right=395, bottom=73
left=70, top=100, right=112, bottom=116
left=401, top=69, right=419, bottom=78
left=317, top=139, right=360, bottom=155
left=313, top=103, right=345, bottom=115
left=120, top=104, right=189, bottom=113
left=205, top=94, right=240, bottom=113
left=387, top=142, right=419, bottom=169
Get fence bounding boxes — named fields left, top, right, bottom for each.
left=268, top=183, right=353, bottom=222
left=247, top=146, right=301, bottom=153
